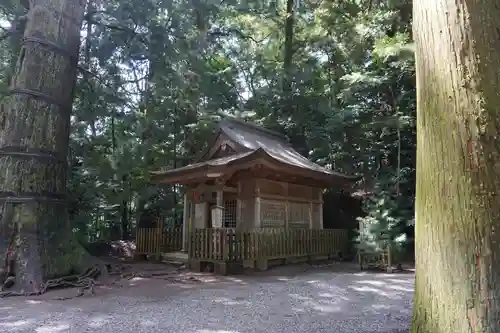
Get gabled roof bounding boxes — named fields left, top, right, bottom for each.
left=195, top=117, right=289, bottom=162
left=151, top=115, right=360, bottom=185
left=218, top=117, right=350, bottom=177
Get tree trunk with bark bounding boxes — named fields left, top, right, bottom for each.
left=281, top=0, right=307, bottom=156
left=0, top=0, right=88, bottom=293
left=412, top=0, right=500, bottom=332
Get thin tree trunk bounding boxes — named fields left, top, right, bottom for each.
left=121, top=175, right=129, bottom=240
left=283, top=0, right=294, bottom=96
left=172, top=115, right=178, bottom=223
left=0, top=0, right=87, bottom=293
left=120, top=198, right=128, bottom=240
left=396, top=121, right=401, bottom=196
left=412, top=0, right=500, bottom=332
left=83, top=0, right=96, bottom=137
left=389, top=87, right=401, bottom=196
left=282, top=0, right=307, bottom=155
left=135, top=60, right=153, bottom=226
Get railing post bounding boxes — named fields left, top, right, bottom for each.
left=182, top=194, right=189, bottom=252
left=188, top=229, right=192, bottom=259
left=155, top=221, right=163, bottom=261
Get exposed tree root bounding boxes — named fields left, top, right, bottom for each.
left=120, top=266, right=185, bottom=280
left=0, top=245, right=190, bottom=300
left=0, top=245, right=123, bottom=300
left=0, top=264, right=101, bottom=299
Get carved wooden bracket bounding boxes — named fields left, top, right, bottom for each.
left=214, top=177, right=226, bottom=187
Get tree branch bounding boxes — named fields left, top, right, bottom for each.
left=208, top=28, right=272, bottom=44
left=87, top=18, right=149, bottom=46
left=0, top=31, right=9, bottom=43
left=20, top=0, right=29, bottom=10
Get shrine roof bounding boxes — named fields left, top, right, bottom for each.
left=151, top=115, right=360, bottom=185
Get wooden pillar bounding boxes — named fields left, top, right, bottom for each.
left=182, top=193, right=189, bottom=252
left=309, top=202, right=313, bottom=229
left=254, top=184, right=261, bottom=227
left=285, top=183, right=289, bottom=229
left=236, top=182, right=242, bottom=231
left=212, top=185, right=224, bottom=228
left=386, top=241, right=393, bottom=273
left=318, top=190, right=324, bottom=229
left=194, top=202, right=207, bottom=228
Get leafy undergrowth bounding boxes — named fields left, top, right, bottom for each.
left=83, top=241, right=136, bottom=261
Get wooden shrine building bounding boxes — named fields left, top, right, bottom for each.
left=150, top=116, right=359, bottom=272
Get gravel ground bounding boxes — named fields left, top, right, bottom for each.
left=0, top=267, right=414, bottom=333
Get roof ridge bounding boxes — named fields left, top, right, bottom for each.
left=218, top=113, right=289, bottom=143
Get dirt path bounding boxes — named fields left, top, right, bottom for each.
left=0, top=265, right=414, bottom=333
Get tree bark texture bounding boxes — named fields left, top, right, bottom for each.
left=413, top=1, right=500, bottom=332
left=0, top=0, right=86, bottom=293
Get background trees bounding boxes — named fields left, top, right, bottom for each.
left=0, top=0, right=415, bottom=245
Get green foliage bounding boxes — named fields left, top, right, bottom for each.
left=357, top=175, right=411, bottom=262
left=357, top=190, right=402, bottom=247
left=0, top=0, right=416, bottom=246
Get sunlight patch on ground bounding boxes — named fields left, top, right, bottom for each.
left=225, top=277, right=245, bottom=284
left=310, top=281, right=347, bottom=295
left=357, top=278, right=413, bottom=292
left=386, top=285, right=413, bottom=292
left=177, top=284, right=197, bottom=289
left=0, top=315, right=14, bottom=322
left=348, top=285, right=390, bottom=297
left=26, top=300, right=43, bottom=304
left=199, top=277, right=219, bottom=283
left=356, top=280, right=386, bottom=287
left=387, top=278, right=413, bottom=285
left=303, top=302, right=342, bottom=313
left=130, top=277, right=147, bottom=282
left=317, top=292, right=349, bottom=301
left=212, top=297, right=251, bottom=306
left=0, top=319, right=33, bottom=328
left=36, top=323, right=70, bottom=333
left=289, top=292, right=344, bottom=314
left=88, top=314, right=112, bottom=328
left=276, top=277, right=292, bottom=281
left=291, top=306, right=307, bottom=313
left=372, top=304, right=393, bottom=310
left=196, top=329, right=240, bottom=333
left=140, top=319, right=157, bottom=327
left=289, top=293, right=313, bottom=301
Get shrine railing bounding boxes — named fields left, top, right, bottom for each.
left=135, top=224, right=183, bottom=256
left=188, top=228, right=348, bottom=262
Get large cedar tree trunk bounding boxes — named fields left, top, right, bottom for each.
left=412, top=0, right=500, bottom=332
left=0, top=0, right=87, bottom=293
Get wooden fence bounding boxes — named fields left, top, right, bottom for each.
left=136, top=225, right=183, bottom=255
left=136, top=226, right=348, bottom=264
left=188, top=228, right=348, bottom=262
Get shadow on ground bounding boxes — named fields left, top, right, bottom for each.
left=0, top=263, right=414, bottom=333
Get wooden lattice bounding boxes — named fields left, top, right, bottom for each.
left=288, top=201, right=310, bottom=228
left=312, top=203, right=321, bottom=229
left=260, top=199, right=286, bottom=228
left=223, top=199, right=237, bottom=228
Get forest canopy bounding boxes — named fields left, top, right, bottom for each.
left=0, top=0, right=415, bottom=243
